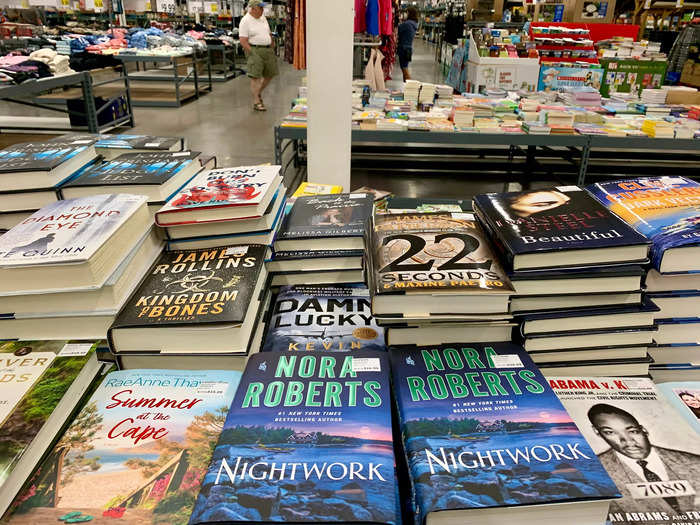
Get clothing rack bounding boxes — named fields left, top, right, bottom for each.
left=353, top=40, right=382, bottom=78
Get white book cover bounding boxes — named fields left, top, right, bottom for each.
left=156, top=165, right=281, bottom=216
left=0, top=194, right=146, bottom=268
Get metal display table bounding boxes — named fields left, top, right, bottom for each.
left=0, top=70, right=134, bottom=134
left=117, top=53, right=212, bottom=107
left=206, top=44, right=239, bottom=81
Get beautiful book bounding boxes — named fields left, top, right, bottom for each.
left=266, top=249, right=364, bottom=274
left=262, top=285, right=385, bottom=352
left=648, top=343, right=700, bottom=366
left=274, top=193, right=374, bottom=252
left=647, top=291, right=700, bottom=319
left=656, top=381, right=700, bottom=435
left=654, top=318, right=700, bottom=345
left=508, top=265, right=645, bottom=296
left=367, top=212, right=514, bottom=316
left=551, top=376, right=700, bottom=523
left=0, top=340, right=104, bottom=517
left=0, top=140, right=97, bottom=191
left=645, top=268, right=700, bottom=293
left=473, top=186, right=650, bottom=271
left=587, top=177, right=700, bottom=273
left=108, top=245, right=268, bottom=354
left=523, top=326, right=655, bottom=351
left=4, top=368, right=241, bottom=525
left=390, top=343, right=619, bottom=525
left=155, top=165, right=282, bottom=226
left=510, top=291, right=643, bottom=314
left=0, top=194, right=150, bottom=294
left=189, top=351, right=399, bottom=524
left=61, top=151, right=202, bottom=203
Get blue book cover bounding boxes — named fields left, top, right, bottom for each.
left=189, top=351, right=399, bottom=524
left=263, top=285, right=385, bottom=352
left=390, top=342, right=619, bottom=523
left=0, top=141, right=93, bottom=173
left=587, top=177, right=700, bottom=271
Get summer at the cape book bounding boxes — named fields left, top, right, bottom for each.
left=4, top=369, right=241, bottom=525
left=274, top=193, right=374, bottom=251
left=390, top=343, right=619, bottom=525
left=189, top=351, right=399, bottom=524
left=262, top=285, right=385, bottom=352
left=473, top=186, right=649, bottom=271
left=551, top=376, right=700, bottom=525
left=587, top=177, right=700, bottom=273
left=0, top=340, right=103, bottom=518
left=156, top=165, right=282, bottom=226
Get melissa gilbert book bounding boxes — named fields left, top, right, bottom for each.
left=5, top=369, right=241, bottom=525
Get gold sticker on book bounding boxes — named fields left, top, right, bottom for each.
left=353, top=327, right=378, bottom=340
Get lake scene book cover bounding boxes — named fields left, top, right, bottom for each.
left=189, top=351, right=399, bottom=524
left=6, top=369, right=241, bottom=525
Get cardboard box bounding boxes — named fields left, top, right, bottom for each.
left=681, top=61, right=700, bottom=89
left=665, top=87, right=700, bottom=105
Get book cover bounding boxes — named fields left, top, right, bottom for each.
left=587, top=177, right=700, bottom=271
left=390, top=343, right=619, bottom=523
left=157, top=165, right=281, bottom=216
left=63, top=151, right=200, bottom=187
left=262, top=285, right=385, bottom=352
left=473, top=186, right=649, bottom=264
left=0, top=340, right=98, bottom=487
left=656, top=382, right=700, bottom=435
left=0, top=142, right=94, bottom=173
left=0, top=194, right=146, bottom=267
left=189, top=351, right=399, bottom=524
left=551, top=376, right=700, bottom=523
left=110, top=245, right=266, bottom=330
left=6, top=369, right=241, bottom=525
left=269, top=249, right=365, bottom=262
left=55, top=134, right=181, bottom=152
left=278, top=193, right=374, bottom=240
left=369, top=212, right=514, bottom=294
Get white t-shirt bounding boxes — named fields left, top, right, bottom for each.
left=239, top=13, right=272, bottom=46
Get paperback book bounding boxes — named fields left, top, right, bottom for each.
left=551, top=376, right=700, bottom=524
left=262, top=285, right=385, bottom=352
left=5, top=369, right=241, bottom=525
left=189, top=351, right=399, bottom=524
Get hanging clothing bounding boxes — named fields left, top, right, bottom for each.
left=293, top=0, right=306, bottom=70
left=364, top=48, right=385, bottom=91
left=378, top=0, right=392, bottom=36
left=380, top=31, right=396, bottom=80
left=365, top=0, right=379, bottom=36
left=354, top=0, right=366, bottom=33
left=284, top=0, right=294, bottom=64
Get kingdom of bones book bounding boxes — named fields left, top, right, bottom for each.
left=262, top=285, right=385, bottom=352
left=189, top=351, right=399, bottom=524
left=391, top=343, right=619, bottom=524
left=551, top=376, right=700, bottom=525
left=587, top=177, right=700, bottom=273
left=5, top=369, right=241, bottom=525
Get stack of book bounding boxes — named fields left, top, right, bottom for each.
left=588, top=176, right=700, bottom=379
left=435, top=84, right=454, bottom=106
left=474, top=186, right=654, bottom=376
left=0, top=194, right=159, bottom=340
left=366, top=212, right=515, bottom=347
left=270, top=193, right=373, bottom=286
left=641, top=118, right=675, bottom=138
left=404, top=79, right=421, bottom=107
left=453, top=107, right=475, bottom=128
left=418, top=82, right=437, bottom=106
left=155, top=165, right=285, bottom=250
left=0, top=139, right=98, bottom=232
left=641, top=88, right=668, bottom=104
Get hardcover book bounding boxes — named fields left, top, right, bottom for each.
left=657, top=382, right=700, bottom=435
left=473, top=186, right=649, bottom=271
left=156, top=165, right=282, bottom=226
left=5, top=369, right=241, bottom=525
left=587, top=177, right=700, bottom=273
left=54, top=133, right=182, bottom=157
left=0, top=340, right=104, bottom=517
left=262, top=285, right=385, bottom=352
left=390, top=343, right=619, bottom=524
left=551, top=376, right=700, bottom=524
left=189, top=351, right=399, bottom=524
left=266, top=249, right=364, bottom=274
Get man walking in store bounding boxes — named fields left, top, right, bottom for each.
left=397, top=7, right=419, bottom=82
left=240, top=0, right=278, bottom=111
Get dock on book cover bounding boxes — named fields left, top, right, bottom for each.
left=190, top=351, right=399, bottom=524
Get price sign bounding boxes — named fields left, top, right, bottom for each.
left=210, top=2, right=217, bottom=11
left=94, top=0, right=103, bottom=7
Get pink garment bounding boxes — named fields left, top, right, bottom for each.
left=378, top=0, right=392, bottom=36
left=354, top=0, right=366, bottom=33
left=0, top=55, right=30, bottom=66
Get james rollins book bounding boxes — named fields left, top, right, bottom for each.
left=189, top=351, right=399, bottom=524
left=551, top=376, right=700, bottom=525
left=262, top=285, right=385, bottom=352
left=4, top=369, right=241, bottom=525
left=587, top=177, right=700, bottom=273
left=473, top=186, right=649, bottom=271
left=390, top=343, right=619, bottom=524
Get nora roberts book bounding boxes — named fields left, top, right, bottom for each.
left=551, top=376, right=700, bottom=524
left=473, top=186, right=649, bottom=271
left=4, top=368, right=241, bottom=525
left=0, top=340, right=104, bottom=518
left=155, top=165, right=282, bottom=226
left=390, top=343, right=620, bottom=525
left=189, top=351, right=399, bottom=525
left=274, top=193, right=374, bottom=251
left=108, top=244, right=268, bottom=354
left=367, top=212, right=514, bottom=316
left=0, top=194, right=150, bottom=294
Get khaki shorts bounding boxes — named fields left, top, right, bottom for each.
left=247, top=46, right=278, bottom=79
